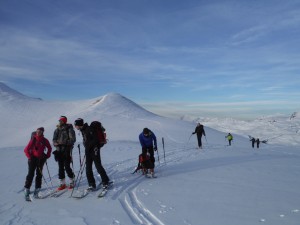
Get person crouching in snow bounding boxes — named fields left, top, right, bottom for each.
left=139, top=128, right=157, bottom=178
left=24, top=127, right=52, bottom=199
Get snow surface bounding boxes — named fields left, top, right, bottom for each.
left=0, top=82, right=299, bottom=225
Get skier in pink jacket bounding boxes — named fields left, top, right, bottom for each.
left=23, top=127, right=52, bottom=199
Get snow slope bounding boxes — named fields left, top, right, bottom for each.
left=0, top=83, right=299, bottom=225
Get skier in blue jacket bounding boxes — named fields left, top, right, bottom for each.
left=139, top=128, right=157, bottom=177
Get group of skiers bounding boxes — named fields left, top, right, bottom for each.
left=23, top=116, right=158, bottom=199
left=191, top=123, right=263, bottom=149
left=23, top=117, right=264, bottom=199
left=23, top=116, right=109, bottom=199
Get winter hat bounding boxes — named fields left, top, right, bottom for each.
left=143, top=128, right=149, bottom=135
left=37, top=127, right=44, bottom=132
left=59, top=116, right=67, bottom=123
left=74, top=118, right=84, bottom=126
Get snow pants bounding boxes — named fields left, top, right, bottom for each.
left=24, top=157, right=46, bottom=189
left=85, top=148, right=109, bottom=187
left=142, top=146, right=155, bottom=168
left=197, top=134, right=203, bottom=148
left=57, top=145, right=75, bottom=180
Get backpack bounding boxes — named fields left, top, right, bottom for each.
left=90, top=121, right=107, bottom=147
left=30, top=131, right=46, bottom=145
left=132, top=153, right=153, bottom=174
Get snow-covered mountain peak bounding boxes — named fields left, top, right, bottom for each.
left=0, top=82, right=41, bottom=101
left=89, top=92, right=156, bottom=118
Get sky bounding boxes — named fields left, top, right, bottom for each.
left=0, top=0, right=300, bottom=119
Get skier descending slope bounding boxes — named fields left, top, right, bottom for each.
left=139, top=128, right=157, bottom=178
left=23, top=127, right=52, bottom=201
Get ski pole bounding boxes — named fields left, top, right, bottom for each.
left=156, top=149, right=160, bottom=165
left=184, top=134, right=193, bottom=151
left=70, top=147, right=74, bottom=175
left=38, top=161, right=50, bottom=191
left=78, top=144, right=82, bottom=166
left=70, top=154, right=86, bottom=197
left=204, top=136, right=209, bottom=149
left=162, top=137, right=166, bottom=163
left=45, top=160, right=54, bottom=189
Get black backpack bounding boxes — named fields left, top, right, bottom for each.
left=90, top=121, right=107, bottom=147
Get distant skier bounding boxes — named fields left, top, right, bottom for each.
left=256, top=138, right=260, bottom=148
left=74, top=118, right=110, bottom=190
left=225, top=133, right=233, bottom=146
left=23, top=127, right=52, bottom=200
left=52, top=116, right=76, bottom=190
left=139, top=128, right=157, bottom=178
left=192, top=123, right=206, bottom=149
left=250, top=137, right=256, bottom=148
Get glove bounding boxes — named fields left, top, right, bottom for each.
left=52, top=150, right=60, bottom=162
left=94, top=147, right=99, bottom=156
left=43, top=153, right=51, bottom=159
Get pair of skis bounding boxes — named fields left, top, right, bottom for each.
left=25, top=188, right=69, bottom=201
left=72, top=181, right=113, bottom=199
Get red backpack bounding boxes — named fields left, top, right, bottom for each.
left=90, top=121, right=107, bottom=147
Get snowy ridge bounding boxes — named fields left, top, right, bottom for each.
left=0, top=82, right=41, bottom=101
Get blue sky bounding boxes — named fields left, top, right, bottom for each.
left=0, top=0, right=300, bottom=119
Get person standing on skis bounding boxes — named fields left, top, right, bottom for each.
left=74, top=118, right=110, bottom=190
left=24, top=127, right=52, bottom=199
left=52, top=116, right=76, bottom=190
left=192, top=123, right=206, bottom=149
left=139, top=128, right=157, bottom=177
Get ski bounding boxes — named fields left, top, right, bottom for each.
left=97, top=181, right=113, bottom=198
left=72, top=184, right=102, bottom=199
left=97, top=188, right=108, bottom=198
left=51, top=188, right=68, bottom=198
left=146, top=174, right=157, bottom=179
left=72, top=189, right=89, bottom=199
left=37, top=189, right=59, bottom=199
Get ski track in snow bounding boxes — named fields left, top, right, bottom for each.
left=116, top=140, right=300, bottom=225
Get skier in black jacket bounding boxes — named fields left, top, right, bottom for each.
left=74, top=118, right=110, bottom=190
left=192, top=123, right=206, bottom=149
